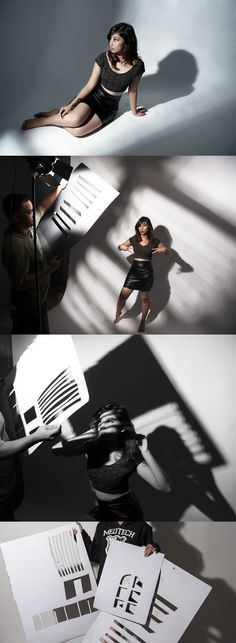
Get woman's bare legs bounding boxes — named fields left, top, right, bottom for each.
left=34, top=109, right=60, bottom=118
left=138, top=291, right=150, bottom=333
left=22, top=102, right=93, bottom=130
left=65, top=113, right=103, bottom=137
left=113, top=287, right=133, bottom=324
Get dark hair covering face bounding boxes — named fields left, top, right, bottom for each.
left=135, top=216, right=154, bottom=241
left=89, top=402, right=142, bottom=458
left=107, top=23, right=138, bottom=66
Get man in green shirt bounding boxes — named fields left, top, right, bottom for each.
left=2, top=187, right=63, bottom=333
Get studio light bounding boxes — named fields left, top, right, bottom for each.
left=25, top=156, right=73, bottom=181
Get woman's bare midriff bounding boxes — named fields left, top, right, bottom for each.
left=93, top=488, right=130, bottom=501
left=101, top=84, right=123, bottom=96
left=134, top=258, right=151, bottom=262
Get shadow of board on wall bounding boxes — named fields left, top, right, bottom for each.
left=8, top=335, right=235, bottom=521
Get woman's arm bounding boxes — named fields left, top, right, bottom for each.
left=137, top=437, right=171, bottom=491
left=128, top=75, right=147, bottom=117
left=117, top=239, right=133, bottom=251
left=152, top=242, right=171, bottom=256
left=0, top=425, right=61, bottom=460
left=60, top=63, right=101, bottom=117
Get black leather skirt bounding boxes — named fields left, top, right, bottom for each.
left=123, top=260, right=154, bottom=292
left=81, top=85, right=120, bottom=124
left=88, top=490, right=143, bottom=520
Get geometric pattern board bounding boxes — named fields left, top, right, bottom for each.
left=13, top=335, right=89, bottom=453
left=94, top=542, right=165, bottom=625
left=38, top=162, right=120, bottom=260
left=83, top=558, right=211, bottom=643
left=0, top=524, right=97, bottom=643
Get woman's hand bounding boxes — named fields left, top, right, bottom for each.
left=133, top=107, right=148, bottom=117
left=139, top=436, right=149, bottom=454
left=118, top=243, right=133, bottom=252
left=60, top=105, right=72, bottom=118
left=152, top=248, right=171, bottom=256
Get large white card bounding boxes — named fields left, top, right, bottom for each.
left=1, top=524, right=98, bottom=643
left=84, top=557, right=211, bottom=643
left=13, top=335, right=89, bottom=453
left=94, top=541, right=164, bottom=625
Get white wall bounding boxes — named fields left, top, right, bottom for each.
left=47, top=156, right=236, bottom=334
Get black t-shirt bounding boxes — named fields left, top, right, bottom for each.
left=129, top=235, right=161, bottom=260
left=87, top=442, right=144, bottom=494
left=80, top=521, right=160, bottom=582
left=95, top=52, right=145, bottom=93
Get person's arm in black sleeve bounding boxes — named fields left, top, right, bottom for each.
left=142, top=523, right=161, bottom=555
left=75, top=523, right=100, bottom=564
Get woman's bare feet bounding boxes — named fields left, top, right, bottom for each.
left=22, top=119, right=38, bottom=130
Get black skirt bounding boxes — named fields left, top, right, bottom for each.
left=123, top=260, right=154, bottom=292
left=88, top=491, right=143, bottom=520
left=80, top=85, right=120, bottom=124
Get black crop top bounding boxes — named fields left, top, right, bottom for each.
left=95, top=52, right=145, bottom=93
left=130, top=235, right=161, bottom=260
left=86, top=443, right=144, bottom=494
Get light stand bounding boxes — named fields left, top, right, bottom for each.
left=25, top=157, right=73, bottom=333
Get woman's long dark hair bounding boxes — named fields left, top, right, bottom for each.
left=107, top=23, right=139, bottom=68
left=89, top=402, right=142, bottom=459
left=135, top=216, right=154, bottom=242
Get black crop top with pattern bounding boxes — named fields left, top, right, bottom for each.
left=95, top=52, right=145, bottom=93
left=86, top=442, right=144, bottom=494
left=129, top=235, right=161, bottom=260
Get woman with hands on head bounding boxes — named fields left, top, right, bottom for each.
left=61, top=402, right=170, bottom=520
left=22, top=23, right=147, bottom=137
left=114, top=216, right=171, bottom=332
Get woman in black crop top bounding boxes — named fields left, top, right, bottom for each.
left=22, top=23, right=147, bottom=137
left=60, top=402, right=170, bottom=520
left=114, top=217, right=170, bottom=333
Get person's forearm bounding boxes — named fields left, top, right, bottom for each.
left=143, top=450, right=171, bottom=492
left=39, top=185, right=62, bottom=215
left=69, top=82, right=95, bottom=107
left=129, top=90, right=138, bottom=114
left=118, top=243, right=129, bottom=251
left=0, top=434, right=41, bottom=459
left=15, top=268, right=51, bottom=291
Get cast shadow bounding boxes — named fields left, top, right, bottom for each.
left=122, top=225, right=193, bottom=324
left=150, top=523, right=236, bottom=643
left=120, top=49, right=198, bottom=114
left=132, top=426, right=236, bottom=521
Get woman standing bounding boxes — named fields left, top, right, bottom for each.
left=60, top=403, right=170, bottom=520
left=114, top=217, right=170, bottom=332
left=22, top=23, right=147, bottom=137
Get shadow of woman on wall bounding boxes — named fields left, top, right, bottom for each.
left=120, top=49, right=198, bottom=114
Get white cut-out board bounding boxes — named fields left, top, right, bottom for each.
left=0, top=524, right=97, bottom=643
left=84, top=556, right=211, bottom=643
left=13, top=335, right=89, bottom=453
left=94, top=541, right=164, bottom=624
